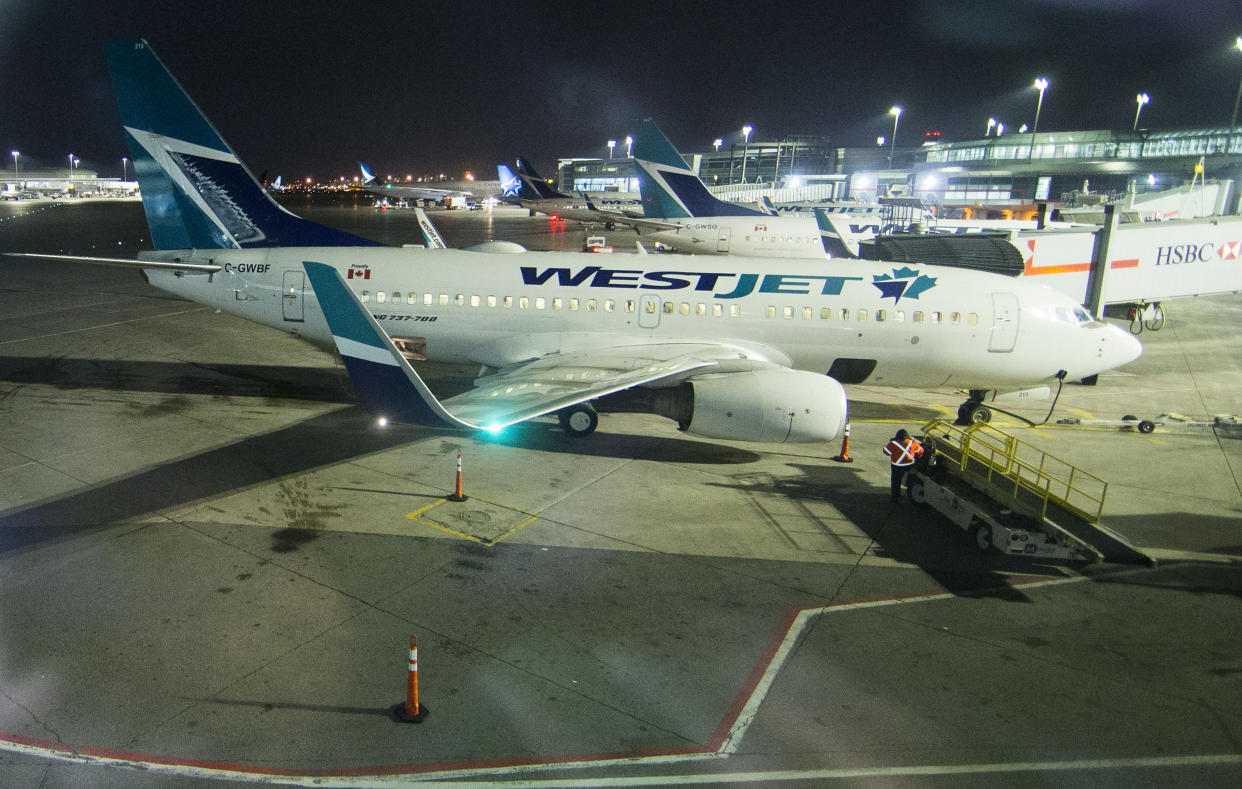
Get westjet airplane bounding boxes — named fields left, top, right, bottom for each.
left=13, top=39, right=1142, bottom=441
left=614, top=120, right=829, bottom=258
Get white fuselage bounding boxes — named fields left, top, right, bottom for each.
left=143, top=247, right=1141, bottom=390
left=643, top=214, right=826, bottom=258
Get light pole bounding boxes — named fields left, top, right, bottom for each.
left=740, top=125, right=752, bottom=183
left=1133, top=93, right=1150, bottom=131
left=624, top=135, right=632, bottom=157
left=986, top=117, right=996, bottom=137
left=122, top=156, right=128, bottom=181
left=68, top=153, right=75, bottom=180
left=888, top=106, right=902, bottom=167
left=607, top=139, right=616, bottom=160
left=1231, top=36, right=1242, bottom=128
left=713, top=138, right=723, bottom=152
left=10, top=151, right=17, bottom=186
left=1030, top=77, right=1049, bottom=159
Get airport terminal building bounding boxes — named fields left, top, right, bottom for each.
left=560, top=126, right=1242, bottom=218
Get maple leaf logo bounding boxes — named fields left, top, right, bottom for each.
left=872, top=266, right=937, bottom=303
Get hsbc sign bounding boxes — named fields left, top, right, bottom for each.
left=1154, top=240, right=1240, bottom=265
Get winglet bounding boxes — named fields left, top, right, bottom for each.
left=414, top=208, right=447, bottom=249
left=303, top=261, right=472, bottom=429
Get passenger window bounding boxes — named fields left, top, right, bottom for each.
left=535, top=297, right=545, bottom=309
left=766, top=306, right=777, bottom=319
left=438, top=294, right=448, bottom=306
left=569, top=298, right=578, bottom=311
left=930, top=311, right=941, bottom=324
left=504, top=295, right=513, bottom=308
left=876, top=309, right=886, bottom=322
left=662, top=301, right=674, bottom=314
left=680, top=302, right=690, bottom=316
left=605, top=300, right=615, bottom=312
left=840, top=308, right=849, bottom=320
left=361, top=290, right=370, bottom=303
left=408, top=294, right=418, bottom=305
left=951, top=312, right=962, bottom=325
left=519, top=296, right=529, bottom=309
left=625, top=300, right=636, bottom=313
left=712, top=304, right=722, bottom=317
left=423, top=293, right=432, bottom=306
left=393, top=292, right=402, bottom=302
left=858, top=309, right=869, bottom=322
left=821, top=307, right=832, bottom=320
left=729, top=304, right=741, bottom=317
left=783, top=306, right=794, bottom=319
left=802, top=307, right=812, bottom=320
left=895, top=310, right=905, bottom=323
left=376, top=291, right=386, bottom=304
left=967, top=312, right=978, bottom=325
left=470, top=295, right=480, bottom=307
left=487, top=295, right=497, bottom=307
left=587, top=298, right=598, bottom=311
left=696, top=303, right=706, bottom=316
left=454, top=294, right=464, bottom=306
left=913, top=311, right=923, bottom=323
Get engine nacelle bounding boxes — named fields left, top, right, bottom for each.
left=653, top=370, right=847, bottom=443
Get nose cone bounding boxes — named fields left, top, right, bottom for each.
left=1102, top=324, right=1143, bottom=370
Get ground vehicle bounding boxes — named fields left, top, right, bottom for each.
left=907, top=419, right=1150, bottom=563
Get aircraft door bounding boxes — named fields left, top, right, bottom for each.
left=283, top=269, right=305, bottom=322
left=638, top=295, right=661, bottom=329
left=989, top=292, right=1019, bottom=352
left=717, top=226, right=731, bottom=253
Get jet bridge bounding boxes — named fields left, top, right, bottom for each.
left=908, top=419, right=1153, bottom=565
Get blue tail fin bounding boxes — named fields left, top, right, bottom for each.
left=105, top=39, right=380, bottom=250
left=498, top=164, right=521, bottom=197
left=630, top=118, right=763, bottom=219
left=359, top=162, right=376, bottom=184
left=515, top=158, right=569, bottom=199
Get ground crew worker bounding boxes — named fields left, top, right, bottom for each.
left=882, top=429, right=924, bottom=503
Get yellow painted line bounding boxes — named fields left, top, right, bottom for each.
left=1146, top=437, right=1168, bottom=446
left=405, top=498, right=540, bottom=547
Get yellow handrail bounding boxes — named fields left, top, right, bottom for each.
left=921, top=419, right=1107, bottom=523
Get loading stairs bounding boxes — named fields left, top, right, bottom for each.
left=919, top=419, right=1153, bottom=565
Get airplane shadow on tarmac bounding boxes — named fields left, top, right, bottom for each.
left=0, top=407, right=416, bottom=557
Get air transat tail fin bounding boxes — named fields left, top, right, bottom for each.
left=105, top=39, right=380, bottom=250
left=629, top=118, right=765, bottom=219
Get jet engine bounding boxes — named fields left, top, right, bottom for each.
left=653, top=369, right=847, bottom=443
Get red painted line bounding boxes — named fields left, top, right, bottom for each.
left=1110, top=258, right=1140, bottom=269
left=1, top=576, right=1077, bottom=780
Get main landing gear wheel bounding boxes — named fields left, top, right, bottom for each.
left=956, top=389, right=991, bottom=426
left=558, top=404, right=598, bottom=437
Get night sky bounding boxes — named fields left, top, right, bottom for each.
left=2, top=1, right=1239, bottom=183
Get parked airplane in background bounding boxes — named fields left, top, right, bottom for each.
left=615, top=119, right=829, bottom=258
left=499, top=158, right=640, bottom=224
left=359, top=162, right=497, bottom=208
left=15, top=39, right=1143, bottom=440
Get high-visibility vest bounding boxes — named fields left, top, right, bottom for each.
left=883, top=438, right=923, bottom=467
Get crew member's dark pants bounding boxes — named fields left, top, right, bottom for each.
left=890, top=464, right=912, bottom=502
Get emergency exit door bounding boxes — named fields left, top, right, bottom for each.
left=989, top=292, right=1019, bottom=352
left=283, top=269, right=305, bottom=322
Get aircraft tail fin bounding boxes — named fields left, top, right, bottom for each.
left=630, top=118, right=764, bottom=219
left=359, top=162, right=376, bottom=184
left=104, top=39, right=379, bottom=250
left=515, top=158, right=569, bottom=199
left=813, top=208, right=861, bottom=258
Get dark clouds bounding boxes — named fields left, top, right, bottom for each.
left=1, top=1, right=1238, bottom=180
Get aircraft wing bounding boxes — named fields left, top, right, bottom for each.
left=303, top=261, right=728, bottom=431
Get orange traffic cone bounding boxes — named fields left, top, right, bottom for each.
left=831, top=422, right=854, bottom=463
